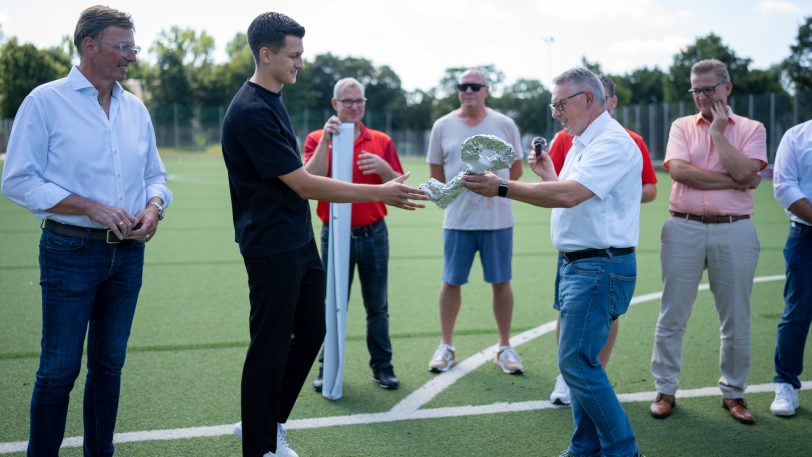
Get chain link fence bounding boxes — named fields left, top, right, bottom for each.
left=2, top=93, right=810, bottom=163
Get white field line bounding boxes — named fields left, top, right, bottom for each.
left=0, top=275, right=787, bottom=454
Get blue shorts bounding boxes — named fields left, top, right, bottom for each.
left=443, top=228, right=513, bottom=285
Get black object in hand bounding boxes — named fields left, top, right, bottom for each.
left=532, top=137, right=548, bottom=157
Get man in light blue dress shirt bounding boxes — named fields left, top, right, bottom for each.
left=1, top=6, right=171, bottom=455
left=770, top=119, right=812, bottom=417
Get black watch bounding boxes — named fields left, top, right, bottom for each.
left=497, top=179, right=509, bottom=198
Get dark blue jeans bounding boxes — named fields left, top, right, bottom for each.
left=558, top=252, right=639, bottom=457
left=320, top=219, right=393, bottom=372
left=28, top=229, right=144, bottom=457
left=774, top=222, right=812, bottom=389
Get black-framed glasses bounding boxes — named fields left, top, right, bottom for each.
left=337, top=98, right=367, bottom=108
left=687, top=82, right=725, bottom=97
left=549, top=91, right=586, bottom=113
left=457, top=83, right=485, bottom=92
left=96, top=40, right=141, bottom=56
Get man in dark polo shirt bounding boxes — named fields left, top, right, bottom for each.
left=220, top=12, right=426, bottom=457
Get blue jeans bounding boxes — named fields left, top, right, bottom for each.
left=558, top=252, right=638, bottom=457
left=29, top=229, right=144, bottom=457
left=320, top=219, right=393, bottom=371
left=774, top=222, right=812, bottom=389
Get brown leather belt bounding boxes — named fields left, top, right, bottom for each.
left=672, top=212, right=750, bottom=224
left=562, top=247, right=635, bottom=262
left=43, top=219, right=125, bottom=244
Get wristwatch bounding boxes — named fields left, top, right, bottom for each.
left=497, top=179, right=509, bottom=198
left=148, top=201, right=164, bottom=220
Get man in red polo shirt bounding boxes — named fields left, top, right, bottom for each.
left=304, top=77, right=404, bottom=391
left=547, top=74, right=658, bottom=405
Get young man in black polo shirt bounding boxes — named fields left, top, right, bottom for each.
left=221, top=12, right=426, bottom=457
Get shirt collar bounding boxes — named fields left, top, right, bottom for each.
left=694, top=105, right=737, bottom=125
left=356, top=122, right=369, bottom=142
left=67, top=66, right=123, bottom=99
left=574, top=110, right=612, bottom=147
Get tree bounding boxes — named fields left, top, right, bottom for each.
left=783, top=17, right=812, bottom=94
left=665, top=33, right=783, bottom=101
left=615, top=67, right=667, bottom=104
left=0, top=37, right=70, bottom=117
left=493, top=78, right=551, bottom=137
left=147, top=26, right=215, bottom=125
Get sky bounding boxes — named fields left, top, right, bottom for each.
left=0, top=0, right=810, bottom=92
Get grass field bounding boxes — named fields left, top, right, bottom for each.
left=1, top=154, right=811, bottom=457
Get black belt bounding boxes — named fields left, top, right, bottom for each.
left=562, top=247, right=635, bottom=262
left=672, top=212, right=750, bottom=224
left=43, top=220, right=125, bottom=244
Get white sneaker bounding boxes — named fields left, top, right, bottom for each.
left=262, top=423, right=299, bottom=457
left=550, top=374, right=572, bottom=405
left=495, top=346, right=524, bottom=374
left=233, top=421, right=242, bottom=439
left=428, top=344, right=456, bottom=372
left=770, top=382, right=800, bottom=416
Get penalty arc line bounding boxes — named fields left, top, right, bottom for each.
left=0, top=274, right=787, bottom=454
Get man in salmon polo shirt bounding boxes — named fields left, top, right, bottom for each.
left=304, top=77, right=405, bottom=392
left=649, top=58, right=767, bottom=425
left=547, top=74, right=658, bottom=406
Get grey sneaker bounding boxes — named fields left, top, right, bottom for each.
left=428, top=344, right=456, bottom=372
left=550, top=374, right=572, bottom=405
left=233, top=421, right=242, bottom=439
left=770, top=382, right=800, bottom=416
left=495, top=345, right=524, bottom=374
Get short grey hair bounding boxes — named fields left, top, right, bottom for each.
left=553, top=67, right=606, bottom=108
left=333, top=77, right=365, bottom=99
left=691, top=59, right=730, bottom=83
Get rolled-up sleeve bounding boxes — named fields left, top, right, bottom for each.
left=1, top=95, right=71, bottom=213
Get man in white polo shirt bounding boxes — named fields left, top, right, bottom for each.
left=463, top=67, right=643, bottom=457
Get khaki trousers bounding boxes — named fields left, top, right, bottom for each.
left=651, top=216, right=759, bottom=398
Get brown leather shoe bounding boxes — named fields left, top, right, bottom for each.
left=723, top=397, right=755, bottom=425
left=650, top=393, right=676, bottom=419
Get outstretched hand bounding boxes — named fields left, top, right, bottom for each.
left=379, top=172, right=429, bottom=210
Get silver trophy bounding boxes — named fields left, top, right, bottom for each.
left=421, top=134, right=516, bottom=208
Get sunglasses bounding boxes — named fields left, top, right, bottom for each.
left=457, top=83, right=485, bottom=92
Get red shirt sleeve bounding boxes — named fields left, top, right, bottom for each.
left=627, top=130, right=658, bottom=184
left=548, top=130, right=573, bottom=175
left=303, top=130, right=323, bottom=163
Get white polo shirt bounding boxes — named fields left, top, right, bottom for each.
left=551, top=111, right=642, bottom=252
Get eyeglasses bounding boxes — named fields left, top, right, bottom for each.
left=457, top=83, right=485, bottom=92
left=337, top=98, right=367, bottom=108
left=549, top=91, right=586, bottom=113
left=687, top=82, right=725, bottom=97
left=96, top=40, right=141, bottom=56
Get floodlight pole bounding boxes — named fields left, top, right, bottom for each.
left=544, top=36, right=555, bottom=88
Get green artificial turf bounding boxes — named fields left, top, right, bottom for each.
left=1, top=154, right=809, bottom=456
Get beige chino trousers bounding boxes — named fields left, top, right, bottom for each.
left=651, top=216, right=760, bottom=398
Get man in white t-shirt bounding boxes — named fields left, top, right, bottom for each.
left=463, top=67, right=643, bottom=457
left=426, top=68, right=525, bottom=375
